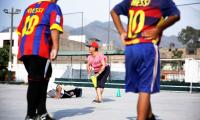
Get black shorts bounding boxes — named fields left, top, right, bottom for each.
left=96, top=65, right=110, bottom=88
left=22, top=55, right=52, bottom=81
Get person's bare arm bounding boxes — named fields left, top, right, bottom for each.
left=142, top=16, right=180, bottom=40
left=86, top=62, right=92, bottom=77
left=86, top=62, right=91, bottom=73
left=111, top=10, right=127, bottom=44
left=50, top=30, right=60, bottom=61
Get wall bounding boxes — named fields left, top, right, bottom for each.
left=15, top=63, right=126, bottom=83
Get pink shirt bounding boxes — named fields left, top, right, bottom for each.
left=88, top=53, right=107, bottom=73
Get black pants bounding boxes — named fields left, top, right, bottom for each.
left=22, top=55, right=52, bottom=117
left=96, top=65, right=110, bottom=88
left=62, top=88, right=82, bottom=98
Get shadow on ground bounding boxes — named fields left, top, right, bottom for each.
left=53, top=107, right=95, bottom=120
left=126, top=116, right=137, bottom=120
left=126, top=115, right=162, bottom=120
left=102, top=98, right=115, bottom=103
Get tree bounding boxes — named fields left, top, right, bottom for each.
left=0, top=47, right=9, bottom=69
left=171, top=49, right=183, bottom=59
left=178, top=26, right=200, bottom=49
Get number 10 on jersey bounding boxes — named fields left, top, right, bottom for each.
left=22, top=15, right=39, bottom=37
left=128, top=10, right=145, bottom=39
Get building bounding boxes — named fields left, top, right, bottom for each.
left=160, top=48, right=200, bottom=59
left=0, top=30, right=18, bottom=70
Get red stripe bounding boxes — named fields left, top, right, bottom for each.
left=145, top=9, right=162, bottom=18
left=125, top=38, right=160, bottom=44
left=139, top=38, right=155, bottom=43
left=24, top=29, right=35, bottom=55
left=50, top=11, right=57, bottom=26
left=129, top=24, right=156, bottom=34
left=142, top=25, right=155, bottom=31
left=17, top=36, right=22, bottom=59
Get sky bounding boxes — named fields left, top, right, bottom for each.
left=0, top=0, right=200, bottom=36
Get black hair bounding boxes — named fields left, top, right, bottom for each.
left=95, top=48, right=98, bottom=51
left=89, top=38, right=101, bottom=42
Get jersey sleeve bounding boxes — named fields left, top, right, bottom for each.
left=49, top=4, right=63, bottom=33
left=112, top=0, right=130, bottom=16
left=161, top=0, right=180, bottom=18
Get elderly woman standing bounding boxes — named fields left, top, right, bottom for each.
left=87, top=41, right=110, bottom=103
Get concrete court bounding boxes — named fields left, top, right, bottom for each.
left=0, top=84, right=200, bottom=120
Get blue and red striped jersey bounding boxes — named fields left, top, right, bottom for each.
left=16, top=1, right=63, bottom=59
left=113, top=0, right=180, bottom=45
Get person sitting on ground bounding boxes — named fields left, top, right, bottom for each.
left=47, top=84, right=82, bottom=99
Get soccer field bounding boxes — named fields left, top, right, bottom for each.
left=0, top=84, right=200, bottom=120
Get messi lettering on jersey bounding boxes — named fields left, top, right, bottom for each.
left=27, top=8, right=44, bottom=14
left=131, top=0, right=151, bottom=6
left=113, top=0, right=180, bottom=45
left=16, top=1, right=63, bottom=59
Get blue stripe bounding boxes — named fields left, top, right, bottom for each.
left=32, top=3, right=43, bottom=55
left=144, top=16, right=160, bottom=26
left=33, top=29, right=43, bottom=55
left=20, top=36, right=27, bottom=56
left=42, top=2, right=53, bottom=43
